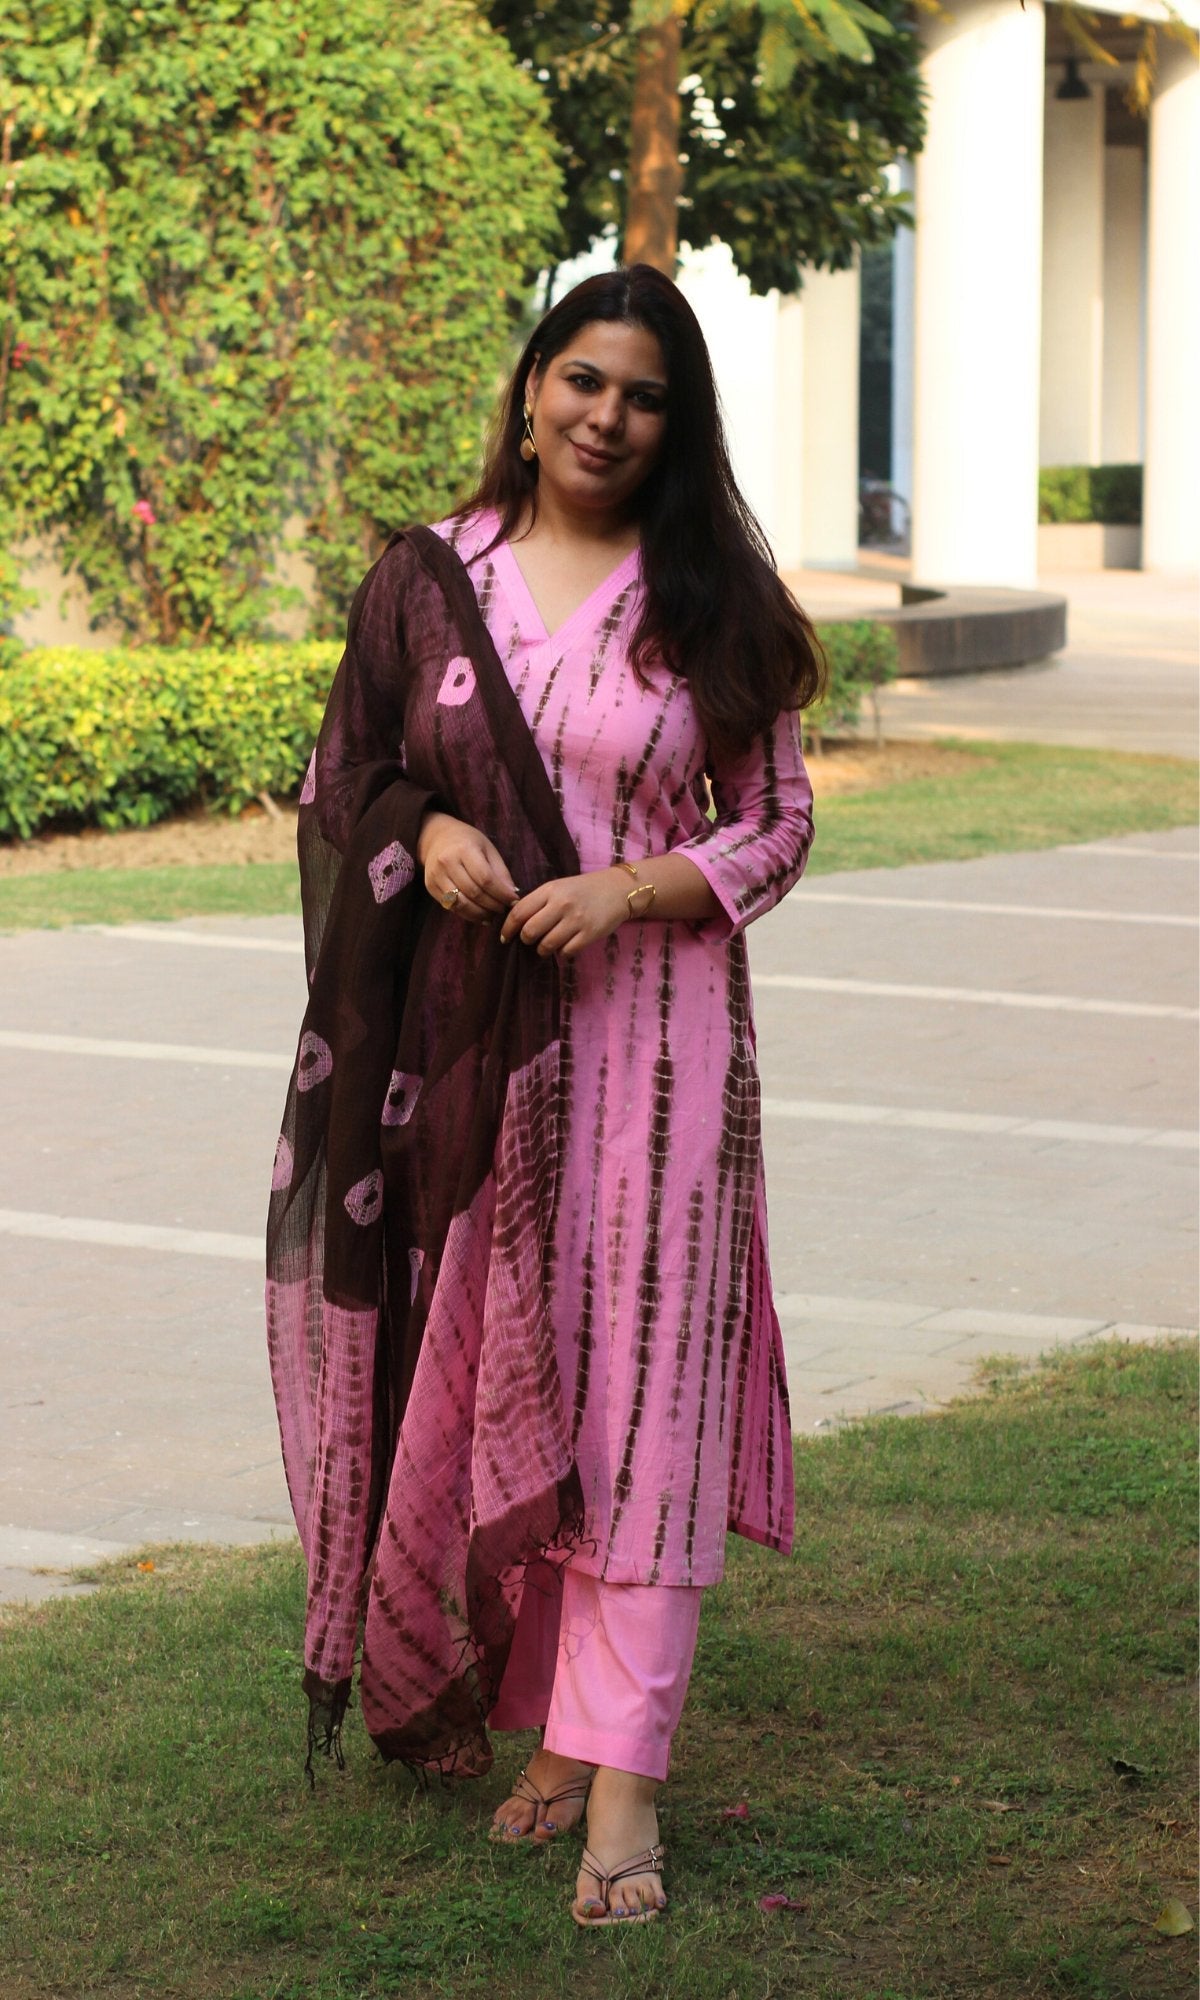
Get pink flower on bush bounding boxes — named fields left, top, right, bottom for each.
left=11, top=339, right=30, bottom=368
left=132, top=499, right=156, bottom=525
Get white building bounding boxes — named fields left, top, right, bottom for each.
left=685, top=0, right=1199, bottom=587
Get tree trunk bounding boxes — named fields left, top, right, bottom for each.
left=623, top=9, right=683, bottom=275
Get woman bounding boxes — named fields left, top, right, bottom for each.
left=266, top=264, right=821, bottom=1928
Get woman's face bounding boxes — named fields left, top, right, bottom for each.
left=525, top=319, right=668, bottom=517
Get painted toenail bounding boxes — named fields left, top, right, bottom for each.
left=544, top=1820, right=556, bottom=1831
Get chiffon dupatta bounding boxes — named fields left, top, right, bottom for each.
left=266, top=527, right=584, bottom=1780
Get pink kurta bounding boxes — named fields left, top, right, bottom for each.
left=434, top=510, right=814, bottom=1587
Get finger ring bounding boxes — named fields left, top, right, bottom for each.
left=441, top=886, right=460, bottom=910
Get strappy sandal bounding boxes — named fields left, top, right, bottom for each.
left=488, top=1762, right=595, bottom=1844
left=572, top=1842, right=666, bottom=1926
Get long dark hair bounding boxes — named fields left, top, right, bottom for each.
left=457, top=265, right=824, bottom=760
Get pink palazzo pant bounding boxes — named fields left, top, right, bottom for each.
left=489, top=1561, right=703, bottom=1783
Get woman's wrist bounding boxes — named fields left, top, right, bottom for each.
left=614, top=860, right=656, bottom=922
left=416, top=809, right=454, bottom=867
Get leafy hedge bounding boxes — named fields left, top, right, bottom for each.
left=0, top=621, right=900, bottom=839
left=1038, top=465, right=1143, bottom=526
left=0, top=643, right=339, bottom=837
left=0, top=0, right=561, bottom=645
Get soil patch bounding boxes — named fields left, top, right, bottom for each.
left=0, top=741, right=980, bottom=879
left=0, top=802, right=301, bottom=877
left=807, top=739, right=985, bottom=795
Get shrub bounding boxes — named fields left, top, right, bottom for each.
left=0, top=619, right=901, bottom=840
left=0, top=643, right=340, bottom=837
left=806, top=619, right=899, bottom=745
left=0, top=0, right=561, bottom=645
left=1038, top=465, right=1143, bottom=526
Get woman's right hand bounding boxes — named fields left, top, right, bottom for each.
left=416, top=810, right=520, bottom=924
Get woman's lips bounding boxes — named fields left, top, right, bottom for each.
left=569, top=438, right=620, bottom=471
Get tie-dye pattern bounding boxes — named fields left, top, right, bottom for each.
left=435, top=511, right=814, bottom=1583
left=268, top=528, right=585, bottom=1779
left=267, top=517, right=813, bottom=1781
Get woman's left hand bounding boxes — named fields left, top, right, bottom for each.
left=501, top=868, right=630, bottom=959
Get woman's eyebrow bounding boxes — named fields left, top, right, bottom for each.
left=560, top=356, right=668, bottom=392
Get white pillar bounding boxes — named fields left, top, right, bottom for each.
left=772, top=295, right=806, bottom=571
left=1101, top=140, right=1146, bottom=464
left=1040, top=84, right=1105, bottom=466
left=911, top=0, right=1045, bottom=585
left=799, top=260, right=861, bottom=567
left=676, top=241, right=779, bottom=545
left=1143, top=43, right=1200, bottom=575
left=890, top=158, right=916, bottom=508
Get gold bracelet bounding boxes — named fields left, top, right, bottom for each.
left=616, top=859, right=656, bottom=918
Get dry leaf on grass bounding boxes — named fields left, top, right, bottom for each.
left=1151, top=1898, right=1194, bottom=1936
left=1109, top=1757, right=1147, bottom=1782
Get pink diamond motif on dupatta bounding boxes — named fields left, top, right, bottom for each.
left=296, top=1031, right=332, bottom=1090
left=436, top=656, right=476, bottom=707
left=368, top=841, right=415, bottom=904
left=272, top=1135, right=294, bottom=1190
left=382, top=1070, right=422, bottom=1126
left=344, top=1170, right=384, bottom=1228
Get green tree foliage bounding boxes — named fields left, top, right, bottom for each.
left=489, top=0, right=925, bottom=296
left=0, top=0, right=562, bottom=643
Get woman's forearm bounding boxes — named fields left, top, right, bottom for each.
left=613, top=852, right=719, bottom=924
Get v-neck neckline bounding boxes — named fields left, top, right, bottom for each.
left=491, top=533, right=641, bottom=653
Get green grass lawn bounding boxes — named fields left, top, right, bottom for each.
left=0, top=859, right=302, bottom=931
left=0, top=741, right=1194, bottom=931
left=809, top=741, right=1197, bottom=876
left=1, top=1339, right=1195, bottom=2000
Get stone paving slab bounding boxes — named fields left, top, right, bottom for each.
left=776, top=1290, right=1194, bottom=1430
left=1, top=827, right=1196, bottom=1601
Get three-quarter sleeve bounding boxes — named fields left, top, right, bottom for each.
left=674, top=704, right=814, bottom=939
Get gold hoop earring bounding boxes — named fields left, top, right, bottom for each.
left=519, top=401, right=537, bottom=463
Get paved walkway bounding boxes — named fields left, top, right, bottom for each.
left=1, top=823, right=1195, bottom=1603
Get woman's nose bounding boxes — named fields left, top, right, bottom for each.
left=589, top=392, right=624, bottom=435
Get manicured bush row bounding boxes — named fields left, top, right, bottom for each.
left=0, top=621, right=899, bottom=839
left=1038, top=464, right=1143, bottom=525
left=0, top=643, right=340, bottom=838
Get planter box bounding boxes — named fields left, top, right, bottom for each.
left=1037, top=521, right=1142, bottom=572
left=877, top=584, right=1067, bottom=676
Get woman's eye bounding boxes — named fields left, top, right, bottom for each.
left=569, top=373, right=598, bottom=391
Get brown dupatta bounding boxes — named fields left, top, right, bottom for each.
left=266, top=527, right=584, bottom=1780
